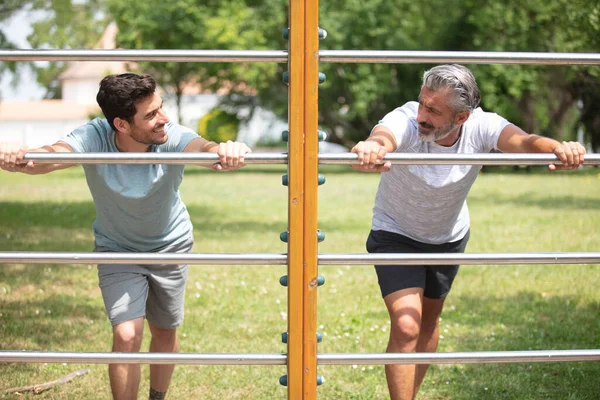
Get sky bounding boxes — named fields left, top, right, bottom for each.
left=0, top=10, right=46, bottom=101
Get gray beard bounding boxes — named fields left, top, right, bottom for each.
left=418, top=126, right=454, bottom=143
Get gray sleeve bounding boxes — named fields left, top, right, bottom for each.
left=60, top=119, right=107, bottom=152
left=164, top=123, right=201, bottom=152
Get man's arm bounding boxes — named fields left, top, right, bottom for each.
left=183, top=137, right=251, bottom=171
left=350, top=126, right=398, bottom=172
left=497, top=124, right=586, bottom=170
left=0, top=142, right=75, bottom=175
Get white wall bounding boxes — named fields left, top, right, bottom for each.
left=62, top=80, right=100, bottom=105
left=0, top=119, right=89, bottom=147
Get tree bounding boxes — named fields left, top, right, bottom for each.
left=106, top=0, right=286, bottom=123
left=27, top=0, right=110, bottom=99
left=459, top=0, right=600, bottom=141
left=0, top=0, right=35, bottom=100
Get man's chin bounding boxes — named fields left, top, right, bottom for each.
left=153, top=133, right=168, bottom=145
left=418, top=132, right=436, bottom=143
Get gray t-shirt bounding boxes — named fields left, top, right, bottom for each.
left=61, top=118, right=199, bottom=251
left=372, top=101, right=510, bottom=244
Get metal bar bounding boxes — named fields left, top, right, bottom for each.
left=23, top=152, right=288, bottom=165
left=319, top=50, right=600, bottom=65
left=0, top=49, right=288, bottom=63
left=0, top=351, right=286, bottom=365
left=3, top=50, right=600, bottom=66
left=319, top=153, right=600, bottom=166
left=0, top=252, right=287, bottom=265
left=303, top=0, right=320, bottom=397
left=318, top=253, right=600, bottom=265
left=2, top=350, right=597, bottom=365
left=287, top=1, right=306, bottom=397
left=22, top=152, right=600, bottom=166
left=318, top=350, right=600, bottom=365
left=1, top=252, right=598, bottom=265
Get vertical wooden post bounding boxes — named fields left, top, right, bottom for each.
left=303, top=0, right=320, bottom=399
left=287, top=1, right=305, bottom=398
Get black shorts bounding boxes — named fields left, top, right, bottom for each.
left=366, top=229, right=470, bottom=299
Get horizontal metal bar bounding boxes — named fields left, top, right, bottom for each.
left=319, top=153, right=600, bottom=166
left=23, top=152, right=287, bottom=165
left=319, top=50, right=600, bottom=65
left=1, top=252, right=599, bottom=266
left=0, top=252, right=287, bottom=265
left=319, top=253, right=600, bottom=265
left=318, top=350, right=600, bottom=365
left=2, top=350, right=597, bottom=365
left=21, top=152, right=600, bottom=166
left=0, top=49, right=288, bottom=63
left=0, top=351, right=286, bottom=365
left=2, top=50, right=599, bottom=66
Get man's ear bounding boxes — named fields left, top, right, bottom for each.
left=455, top=111, right=470, bottom=125
left=113, top=117, right=130, bottom=133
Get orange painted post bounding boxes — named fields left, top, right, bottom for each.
left=303, top=0, right=320, bottom=398
left=287, top=0, right=306, bottom=398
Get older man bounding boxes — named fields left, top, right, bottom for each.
left=351, top=64, right=585, bottom=400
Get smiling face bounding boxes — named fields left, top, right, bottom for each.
left=126, top=92, right=170, bottom=146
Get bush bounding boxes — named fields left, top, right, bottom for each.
left=197, top=107, right=239, bottom=143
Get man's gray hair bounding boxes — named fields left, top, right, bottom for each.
left=422, top=64, right=481, bottom=113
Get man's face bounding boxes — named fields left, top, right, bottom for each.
left=416, top=87, right=459, bottom=143
left=129, top=92, right=170, bottom=145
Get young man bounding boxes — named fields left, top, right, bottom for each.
left=0, top=73, right=251, bottom=400
left=350, top=64, right=586, bottom=400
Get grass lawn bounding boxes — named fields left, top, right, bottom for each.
left=0, top=165, right=599, bottom=399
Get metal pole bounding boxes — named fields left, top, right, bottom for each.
left=0, top=351, right=286, bottom=365
left=2, top=252, right=598, bottom=265
left=23, top=152, right=288, bottom=165
left=0, top=49, right=287, bottom=62
left=0, top=252, right=287, bottom=265
left=319, top=50, right=600, bottom=65
left=21, top=152, right=600, bottom=166
left=318, top=350, right=600, bottom=365
left=3, top=50, right=600, bottom=66
left=318, top=253, right=600, bottom=265
left=319, top=153, right=600, bottom=166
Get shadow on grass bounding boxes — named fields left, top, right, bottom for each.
left=0, top=201, right=96, bottom=230
left=0, top=293, right=107, bottom=350
left=428, top=291, right=600, bottom=399
left=0, top=201, right=285, bottom=242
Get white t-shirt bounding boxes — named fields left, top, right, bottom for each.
left=372, top=101, right=510, bottom=244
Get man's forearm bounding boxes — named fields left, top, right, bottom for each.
left=521, top=135, right=561, bottom=154
left=23, top=145, right=74, bottom=175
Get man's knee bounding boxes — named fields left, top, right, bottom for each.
left=390, top=314, right=421, bottom=346
left=149, top=324, right=177, bottom=342
left=113, top=322, right=143, bottom=352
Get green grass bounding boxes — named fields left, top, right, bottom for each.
left=0, top=165, right=599, bottom=399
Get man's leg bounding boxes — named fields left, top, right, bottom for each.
left=383, top=287, right=424, bottom=400
left=148, top=323, right=179, bottom=399
left=110, top=317, right=145, bottom=400
left=413, top=296, right=446, bottom=395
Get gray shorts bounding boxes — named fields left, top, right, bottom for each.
left=95, top=239, right=193, bottom=329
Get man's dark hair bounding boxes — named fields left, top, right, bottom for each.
left=96, top=73, right=157, bottom=131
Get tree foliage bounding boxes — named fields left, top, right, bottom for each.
left=16, top=0, right=600, bottom=147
